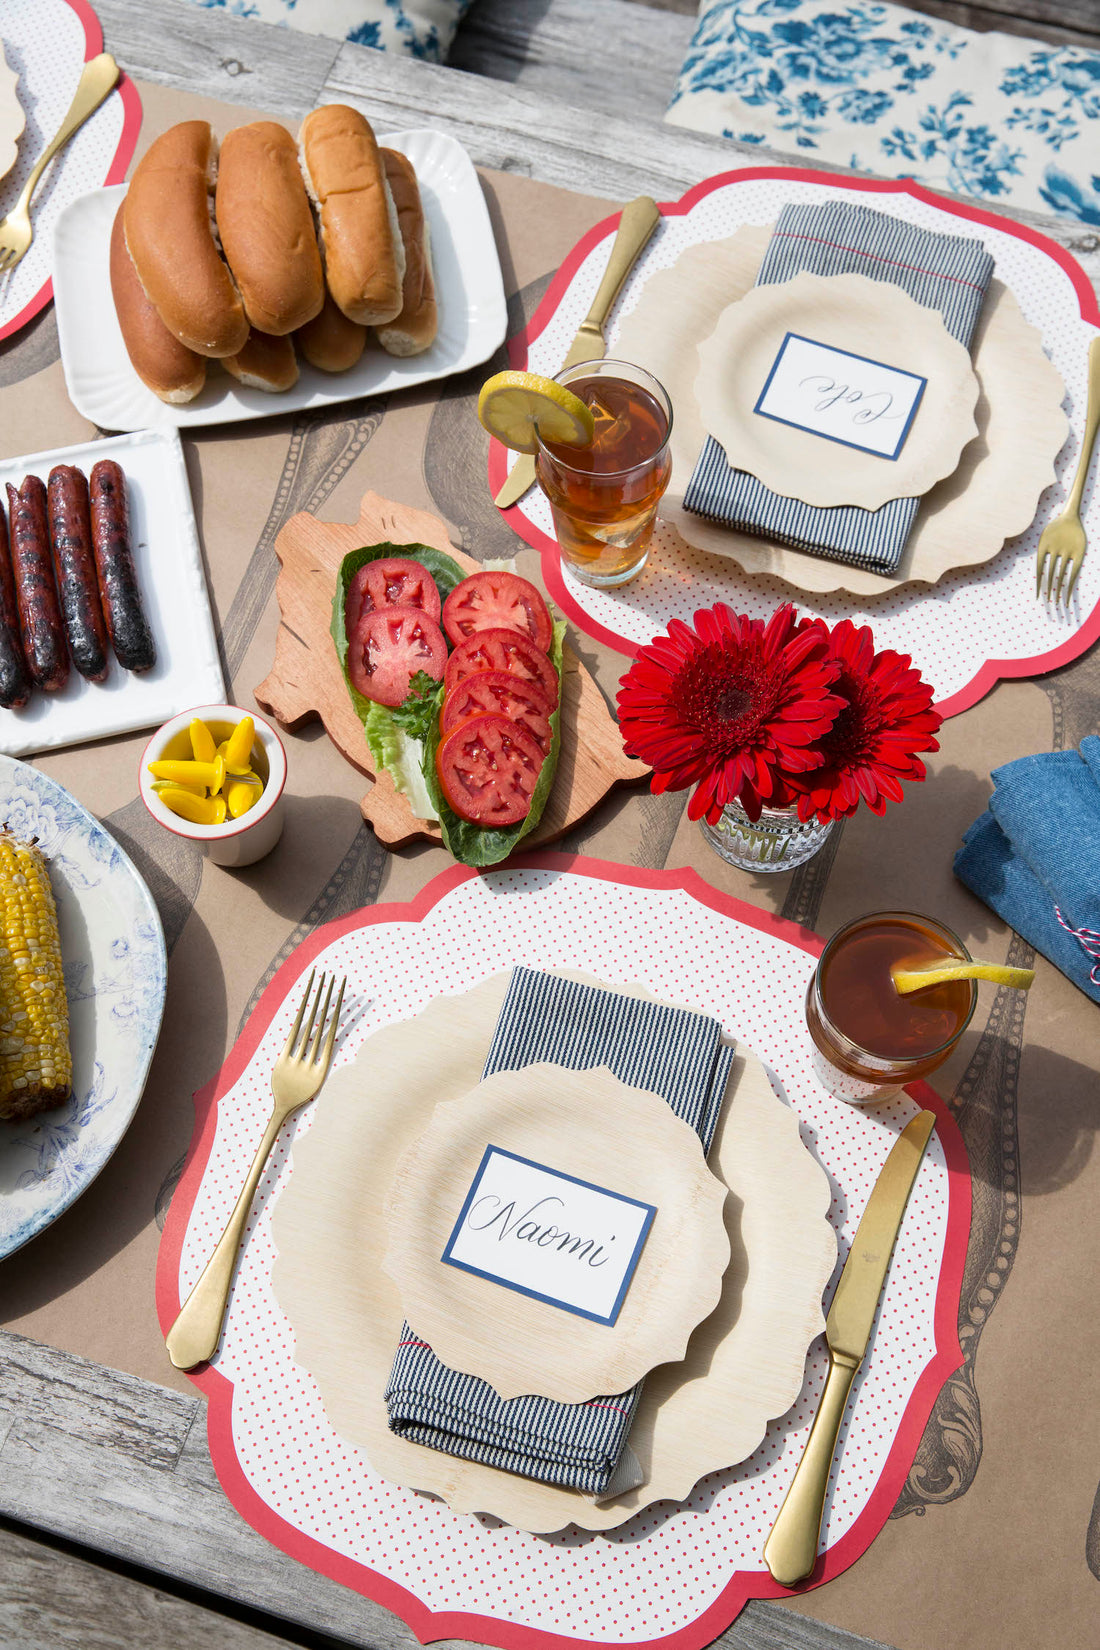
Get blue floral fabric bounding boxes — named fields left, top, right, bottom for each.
left=667, top=0, right=1100, bottom=226
left=181, top=0, right=472, bottom=60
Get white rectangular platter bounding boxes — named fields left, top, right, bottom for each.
left=51, top=128, right=507, bottom=432
left=0, top=427, right=225, bottom=756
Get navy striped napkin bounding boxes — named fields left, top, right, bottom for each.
left=684, top=201, right=995, bottom=574
left=384, top=967, right=735, bottom=1496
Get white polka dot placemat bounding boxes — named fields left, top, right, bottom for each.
left=490, top=169, right=1100, bottom=720
left=158, top=855, right=970, bottom=1649
left=0, top=0, right=140, bottom=340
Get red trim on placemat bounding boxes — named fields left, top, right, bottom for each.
left=488, top=166, right=1100, bottom=714
left=0, top=0, right=143, bottom=343
left=156, top=852, right=971, bottom=1650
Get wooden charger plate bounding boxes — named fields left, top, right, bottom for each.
left=615, top=227, right=1068, bottom=597
left=383, top=1062, right=731, bottom=1404
left=271, top=972, right=837, bottom=1534
left=254, top=492, right=647, bottom=849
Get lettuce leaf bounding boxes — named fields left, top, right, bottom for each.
left=363, top=700, right=440, bottom=822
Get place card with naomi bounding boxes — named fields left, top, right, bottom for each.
left=383, top=1063, right=730, bottom=1405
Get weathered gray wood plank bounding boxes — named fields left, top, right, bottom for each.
left=0, top=1328, right=893, bottom=1650
left=448, top=0, right=693, bottom=120
left=904, top=0, right=1100, bottom=47
left=95, top=0, right=339, bottom=116
left=0, top=1521, right=304, bottom=1650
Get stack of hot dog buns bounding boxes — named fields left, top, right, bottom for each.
left=111, top=107, right=438, bottom=404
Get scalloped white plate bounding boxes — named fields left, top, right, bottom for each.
left=0, top=755, right=166, bottom=1257
left=0, top=43, right=25, bottom=185
left=51, top=128, right=507, bottom=431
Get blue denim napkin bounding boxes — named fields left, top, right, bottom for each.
left=684, top=200, right=995, bottom=574
left=954, top=736, right=1100, bottom=1005
left=384, top=967, right=735, bottom=1495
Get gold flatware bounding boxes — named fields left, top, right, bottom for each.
left=1037, top=333, right=1100, bottom=605
left=763, top=1108, right=936, bottom=1588
left=165, top=968, right=346, bottom=1371
left=0, top=51, right=119, bottom=275
left=493, top=194, right=661, bottom=510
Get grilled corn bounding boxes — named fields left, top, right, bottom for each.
left=0, top=831, right=72, bottom=1121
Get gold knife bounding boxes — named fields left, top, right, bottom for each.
left=763, top=1108, right=937, bottom=1588
left=493, top=195, right=662, bottom=510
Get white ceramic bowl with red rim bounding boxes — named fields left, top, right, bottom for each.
left=139, top=704, right=287, bottom=868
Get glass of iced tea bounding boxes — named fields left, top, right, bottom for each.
left=535, top=359, right=672, bottom=588
left=806, top=911, right=977, bottom=1105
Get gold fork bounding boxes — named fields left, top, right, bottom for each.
left=0, top=52, right=119, bottom=275
left=1037, top=334, right=1100, bottom=606
left=165, top=969, right=347, bottom=1371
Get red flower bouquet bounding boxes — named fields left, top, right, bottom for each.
left=617, top=603, right=942, bottom=828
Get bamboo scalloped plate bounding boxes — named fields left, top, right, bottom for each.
left=272, top=971, right=837, bottom=1534
left=614, top=226, right=1068, bottom=597
left=694, top=270, right=981, bottom=512
left=382, top=1061, right=732, bottom=1405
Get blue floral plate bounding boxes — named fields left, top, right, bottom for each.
left=0, top=756, right=167, bottom=1258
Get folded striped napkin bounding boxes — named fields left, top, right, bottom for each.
left=684, top=200, right=995, bottom=574
left=384, top=967, right=735, bottom=1496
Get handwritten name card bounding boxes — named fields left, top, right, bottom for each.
left=753, top=331, right=927, bottom=461
left=441, top=1145, right=656, bottom=1325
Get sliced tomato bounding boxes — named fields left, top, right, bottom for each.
left=345, top=557, right=442, bottom=635
left=441, top=669, right=553, bottom=756
left=444, top=627, right=558, bottom=708
left=436, top=713, right=545, bottom=827
left=348, top=606, right=447, bottom=707
left=442, top=571, right=553, bottom=653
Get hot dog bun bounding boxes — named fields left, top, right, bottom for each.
left=298, top=105, right=405, bottom=327
left=376, top=149, right=437, bottom=357
left=123, top=121, right=250, bottom=359
left=215, top=122, right=324, bottom=336
left=295, top=292, right=368, bottom=373
left=222, top=328, right=300, bottom=393
left=108, top=202, right=207, bottom=404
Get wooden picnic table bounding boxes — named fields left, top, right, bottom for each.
left=2, top=4, right=1100, bottom=1649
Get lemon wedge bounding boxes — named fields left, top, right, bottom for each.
left=477, top=370, right=595, bottom=455
left=893, top=961, right=1035, bottom=994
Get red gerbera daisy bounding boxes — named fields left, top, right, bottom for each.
left=783, top=620, right=943, bottom=823
left=617, top=603, right=844, bottom=824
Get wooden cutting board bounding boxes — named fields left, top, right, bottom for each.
left=254, top=492, right=648, bottom=848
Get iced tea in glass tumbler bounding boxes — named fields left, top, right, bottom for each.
left=805, top=911, right=977, bottom=1104
left=535, top=359, right=672, bottom=588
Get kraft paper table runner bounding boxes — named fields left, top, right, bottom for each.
left=1, top=74, right=1099, bottom=1650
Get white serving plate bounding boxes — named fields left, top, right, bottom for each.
left=51, top=128, right=508, bottom=431
left=0, top=427, right=225, bottom=756
left=0, top=754, right=166, bottom=1258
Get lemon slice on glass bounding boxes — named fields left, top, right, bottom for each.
left=893, top=961, right=1035, bottom=994
left=477, top=370, right=595, bottom=455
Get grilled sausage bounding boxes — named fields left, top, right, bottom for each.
left=88, top=461, right=156, bottom=674
left=6, top=477, right=69, bottom=692
left=47, top=466, right=110, bottom=682
left=0, top=503, right=31, bottom=710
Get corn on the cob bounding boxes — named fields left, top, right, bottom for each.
left=0, top=831, right=71, bottom=1121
